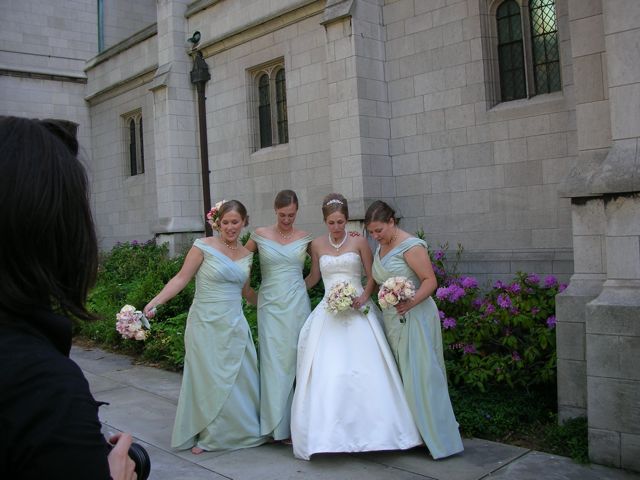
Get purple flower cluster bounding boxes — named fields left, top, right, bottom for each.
left=460, top=276, right=478, bottom=289
left=526, top=273, right=540, bottom=285
left=544, top=275, right=557, bottom=288
left=442, top=317, right=457, bottom=329
left=436, top=283, right=466, bottom=303
left=496, top=293, right=512, bottom=309
left=463, top=344, right=477, bottom=355
left=433, top=250, right=445, bottom=261
left=546, top=315, right=556, bottom=329
left=508, top=283, right=521, bottom=294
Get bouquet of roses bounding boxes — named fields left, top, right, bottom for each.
left=326, top=281, right=369, bottom=316
left=378, top=276, right=416, bottom=322
left=206, top=199, right=227, bottom=230
left=115, top=305, right=151, bottom=341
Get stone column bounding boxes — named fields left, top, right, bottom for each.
left=151, top=0, right=202, bottom=255
left=556, top=0, right=608, bottom=422
left=583, top=0, right=640, bottom=471
left=323, top=0, right=393, bottom=219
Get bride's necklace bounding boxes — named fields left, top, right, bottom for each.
left=277, top=227, right=293, bottom=240
left=328, top=232, right=348, bottom=251
left=221, top=237, right=238, bottom=250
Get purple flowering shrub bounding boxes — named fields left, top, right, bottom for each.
left=430, top=246, right=565, bottom=391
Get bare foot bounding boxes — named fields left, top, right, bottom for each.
left=191, top=446, right=205, bottom=455
left=282, top=438, right=293, bottom=446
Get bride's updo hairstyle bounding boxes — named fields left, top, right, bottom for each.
left=217, top=200, right=249, bottom=227
left=322, top=193, right=349, bottom=221
left=274, top=189, right=299, bottom=210
left=364, top=200, right=399, bottom=227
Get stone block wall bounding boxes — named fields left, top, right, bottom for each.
left=381, top=0, right=576, bottom=278
left=193, top=1, right=332, bottom=233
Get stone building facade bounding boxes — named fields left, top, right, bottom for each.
left=1, top=0, right=638, bottom=471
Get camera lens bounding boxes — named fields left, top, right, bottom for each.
left=128, top=442, right=151, bottom=480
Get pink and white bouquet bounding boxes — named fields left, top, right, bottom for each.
left=206, top=199, right=227, bottom=230
left=115, top=305, right=151, bottom=341
left=378, top=276, right=416, bottom=322
left=326, top=281, right=369, bottom=316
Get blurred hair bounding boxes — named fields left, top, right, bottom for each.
left=321, top=193, right=349, bottom=221
left=274, top=189, right=299, bottom=210
left=364, top=200, right=399, bottom=226
left=0, top=116, right=98, bottom=320
left=217, top=199, right=249, bottom=227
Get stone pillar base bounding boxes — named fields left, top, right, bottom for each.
left=586, top=282, right=640, bottom=471
left=156, top=232, right=201, bottom=257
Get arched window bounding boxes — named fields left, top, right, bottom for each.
left=252, top=60, right=288, bottom=150
left=529, top=0, right=561, bottom=94
left=138, top=117, right=145, bottom=174
left=258, top=74, right=272, bottom=148
left=124, top=111, right=144, bottom=176
left=497, top=1, right=526, bottom=101
left=494, top=0, right=561, bottom=103
left=275, top=69, right=288, bottom=144
left=128, top=118, right=137, bottom=176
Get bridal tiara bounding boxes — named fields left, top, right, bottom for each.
left=325, top=199, right=344, bottom=206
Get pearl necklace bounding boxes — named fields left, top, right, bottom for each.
left=222, top=237, right=238, bottom=250
left=328, top=232, right=348, bottom=251
left=277, top=227, right=293, bottom=240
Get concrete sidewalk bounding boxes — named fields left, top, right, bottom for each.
left=72, top=345, right=639, bottom=480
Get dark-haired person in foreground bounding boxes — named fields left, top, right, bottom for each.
left=0, top=116, right=137, bottom=479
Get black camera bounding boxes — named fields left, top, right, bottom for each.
left=109, top=441, right=151, bottom=480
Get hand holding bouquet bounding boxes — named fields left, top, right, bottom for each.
left=378, top=276, right=416, bottom=322
left=326, top=281, right=369, bottom=316
left=116, top=305, right=151, bottom=341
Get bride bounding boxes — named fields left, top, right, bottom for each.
left=290, top=193, right=422, bottom=460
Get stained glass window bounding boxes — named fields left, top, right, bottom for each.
left=529, top=0, right=561, bottom=94
left=258, top=74, right=272, bottom=148
left=275, top=69, right=288, bottom=144
left=497, top=0, right=526, bottom=101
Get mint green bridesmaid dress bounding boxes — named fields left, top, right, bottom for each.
left=372, top=237, right=464, bottom=459
left=251, top=233, right=312, bottom=440
left=171, top=239, right=266, bottom=451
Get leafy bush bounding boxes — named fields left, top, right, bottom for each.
left=431, top=246, right=565, bottom=391
left=78, top=240, right=194, bottom=364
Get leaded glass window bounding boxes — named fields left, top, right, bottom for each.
left=497, top=0, right=526, bottom=101
left=129, top=119, right=137, bottom=176
left=258, top=74, right=272, bottom=148
left=253, top=61, right=288, bottom=150
left=529, top=0, right=561, bottom=94
left=138, top=117, right=145, bottom=174
left=494, top=0, right=562, bottom=103
left=124, top=112, right=144, bottom=176
left=275, top=69, right=288, bottom=144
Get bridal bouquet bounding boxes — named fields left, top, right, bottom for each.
left=326, top=281, right=369, bottom=316
left=378, top=276, right=416, bottom=322
left=115, top=304, right=151, bottom=341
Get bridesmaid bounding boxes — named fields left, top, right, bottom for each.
left=365, top=200, right=464, bottom=459
left=144, top=200, right=266, bottom=454
left=245, top=190, right=312, bottom=442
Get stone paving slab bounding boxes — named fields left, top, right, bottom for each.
left=74, top=346, right=640, bottom=480
left=484, top=450, right=640, bottom=480
left=357, top=439, right=529, bottom=480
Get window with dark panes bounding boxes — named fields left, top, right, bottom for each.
left=252, top=61, right=288, bottom=150
left=494, top=0, right=561, bottom=102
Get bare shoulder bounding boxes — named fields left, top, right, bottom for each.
left=254, top=226, right=269, bottom=236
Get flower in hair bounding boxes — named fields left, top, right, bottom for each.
left=206, top=200, right=227, bottom=230
left=325, top=199, right=344, bottom=206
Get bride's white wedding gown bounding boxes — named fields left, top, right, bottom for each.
left=291, top=251, right=422, bottom=460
